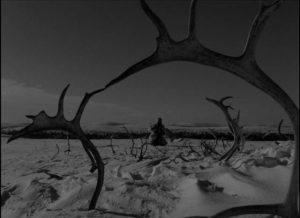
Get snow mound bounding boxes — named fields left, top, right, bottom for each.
left=169, top=164, right=291, bottom=218
left=48, top=176, right=96, bottom=209
left=1, top=178, right=59, bottom=218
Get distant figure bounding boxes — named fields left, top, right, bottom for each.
left=149, top=117, right=172, bottom=146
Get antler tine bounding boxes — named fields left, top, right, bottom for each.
left=187, top=0, right=198, bottom=39
left=206, top=96, right=233, bottom=111
left=26, top=115, right=35, bottom=119
left=140, top=0, right=172, bottom=42
left=220, top=96, right=233, bottom=105
left=278, top=119, right=284, bottom=136
left=242, top=0, right=284, bottom=58
left=72, top=88, right=105, bottom=124
left=56, top=84, right=70, bottom=118
left=7, top=124, right=33, bottom=143
left=205, top=97, right=217, bottom=103
left=206, top=97, right=223, bottom=110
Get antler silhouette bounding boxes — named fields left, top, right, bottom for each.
left=102, top=0, right=299, bottom=217
left=7, top=85, right=105, bottom=210
left=206, top=97, right=245, bottom=162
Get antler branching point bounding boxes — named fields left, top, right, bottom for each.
left=140, top=0, right=172, bottom=42
left=7, top=84, right=105, bottom=210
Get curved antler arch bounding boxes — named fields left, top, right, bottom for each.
left=100, top=0, right=299, bottom=217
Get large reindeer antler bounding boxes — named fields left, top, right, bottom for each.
left=102, top=0, right=299, bottom=217
left=7, top=85, right=105, bottom=210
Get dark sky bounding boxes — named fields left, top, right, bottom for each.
left=1, top=0, right=299, bottom=127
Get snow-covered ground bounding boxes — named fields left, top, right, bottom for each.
left=1, top=137, right=295, bottom=218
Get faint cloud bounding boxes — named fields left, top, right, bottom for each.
left=1, top=78, right=144, bottom=124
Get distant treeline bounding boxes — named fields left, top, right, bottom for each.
left=1, top=129, right=294, bottom=141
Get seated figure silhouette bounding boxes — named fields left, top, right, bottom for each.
left=149, top=117, right=170, bottom=146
